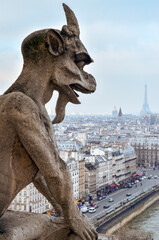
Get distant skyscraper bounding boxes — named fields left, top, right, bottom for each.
left=140, top=84, right=151, bottom=115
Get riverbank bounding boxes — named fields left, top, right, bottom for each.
left=106, top=192, right=159, bottom=235
left=127, top=200, right=159, bottom=240
left=95, top=185, right=159, bottom=237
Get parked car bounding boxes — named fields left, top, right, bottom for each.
left=84, top=201, right=90, bottom=207
left=108, top=198, right=114, bottom=202
left=89, top=207, right=96, bottom=213
left=148, top=175, right=152, bottom=179
left=126, top=193, right=131, bottom=196
left=102, top=195, right=106, bottom=199
left=123, top=199, right=128, bottom=204
left=94, top=204, right=99, bottom=209
left=103, top=204, right=110, bottom=209
left=128, top=183, right=132, bottom=188
left=81, top=206, right=88, bottom=213
left=90, top=202, right=95, bottom=207
left=154, top=175, right=158, bottom=179
left=98, top=196, right=103, bottom=201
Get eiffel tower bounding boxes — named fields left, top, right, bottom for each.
left=140, top=84, right=151, bottom=115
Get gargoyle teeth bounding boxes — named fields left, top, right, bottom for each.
left=69, top=85, right=79, bottom=97
left=69, top=83, right=91, bottom=94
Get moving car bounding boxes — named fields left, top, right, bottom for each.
left=108, top=198, right=114, bottom=202
left=89, top=207, right=96, bottom=213
left=94, top=204, right=99, bottom=209
left=98, top=196, right=103, bottom=201
left=126, top=193, right=131, bottom=196
left=103, top=204, right=110, bottom=209
left=128, top=183, right=132, bottom=188
left=81, top=206, right=88, bottom=213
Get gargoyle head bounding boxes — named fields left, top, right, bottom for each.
left=21, top=4, right=96, bottom=124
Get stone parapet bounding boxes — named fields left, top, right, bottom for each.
left=0, top=211, right=71, bottom=240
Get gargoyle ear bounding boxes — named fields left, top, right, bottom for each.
left=46, top=30, right=64, bottom=56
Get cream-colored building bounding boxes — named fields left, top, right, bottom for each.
left=79, top=159, right=86, bottom=198
left=123, top=145, right=136, bottom=180
left=111, top=149, right=125, bottom=183
left=67, top=158, right=79, bottom=199
left=95, top=156, right=110, bottom=189
left=111, top=144, right=136, bottom=183
left=130, top=137, right=159, bottom=168
left=9, top=183, right=51, bottom=213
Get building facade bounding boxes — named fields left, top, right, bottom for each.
left=9, top=183, right=51, bottom=213
left=78, top=159, right=86, bottom=198
left=67, top=158, right=79, bottom=199
left=130, top=137, right=159, bottom=168
left=85, top=162, right=96, bottom=195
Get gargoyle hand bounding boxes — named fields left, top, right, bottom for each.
left=67, top=211, right=98, bottom=240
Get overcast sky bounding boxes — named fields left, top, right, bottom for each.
left=1, top=0, right=159, bottom=115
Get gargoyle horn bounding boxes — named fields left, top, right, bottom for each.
left=63, top=3, right=80, bottom=37
left=52, top=4, right=80, bottom=124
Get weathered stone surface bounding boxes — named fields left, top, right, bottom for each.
left=0, top=211, right=71, bottom=240
left=0, top=3, right=97, bottom=240
left=0, top=211, right=98, bottom=240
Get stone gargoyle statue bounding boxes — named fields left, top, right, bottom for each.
left=0, top=3, right=97, bottom=240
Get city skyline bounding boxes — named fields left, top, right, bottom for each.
left=1, top=0, right=159, bottom=115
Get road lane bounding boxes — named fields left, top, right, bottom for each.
left=85, top=169, right=159, bottom=219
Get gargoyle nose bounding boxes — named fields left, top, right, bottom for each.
left=75, top=52, right=93, bottom=65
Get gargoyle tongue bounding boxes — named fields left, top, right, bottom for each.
left=52, top=92, right=70, bottom=124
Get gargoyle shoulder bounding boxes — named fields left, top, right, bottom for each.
left=2, top=92, right=39, bottom=120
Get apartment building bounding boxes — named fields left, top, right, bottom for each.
left=85, top=162, right=96, bottom=195
left=67, top=158, right=79, bottom=199
left=9, top=183, right=51, bottom=213
left=130, top=137, right=159, bottom=168
left=79, top=159, right=86, bottom=198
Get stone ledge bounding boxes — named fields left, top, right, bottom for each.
left=0, top=210, right=105, bottom=240
left=0, top=210, right=72, bottom=240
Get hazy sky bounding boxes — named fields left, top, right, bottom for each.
left=1, top=0, right=159, bottom=115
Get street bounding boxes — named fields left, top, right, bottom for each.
left=85, top=168, right=159, bottom=220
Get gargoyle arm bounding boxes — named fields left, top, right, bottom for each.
left=8, top=95, right=75, bottom=217
left=33, top=171, right=63, bottom=217
left=7, top=93, right=97, bottom=240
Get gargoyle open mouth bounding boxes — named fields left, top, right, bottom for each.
left=68, top=83, right=95, bottom=104
left=69, top=83, right=93, bottom=96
